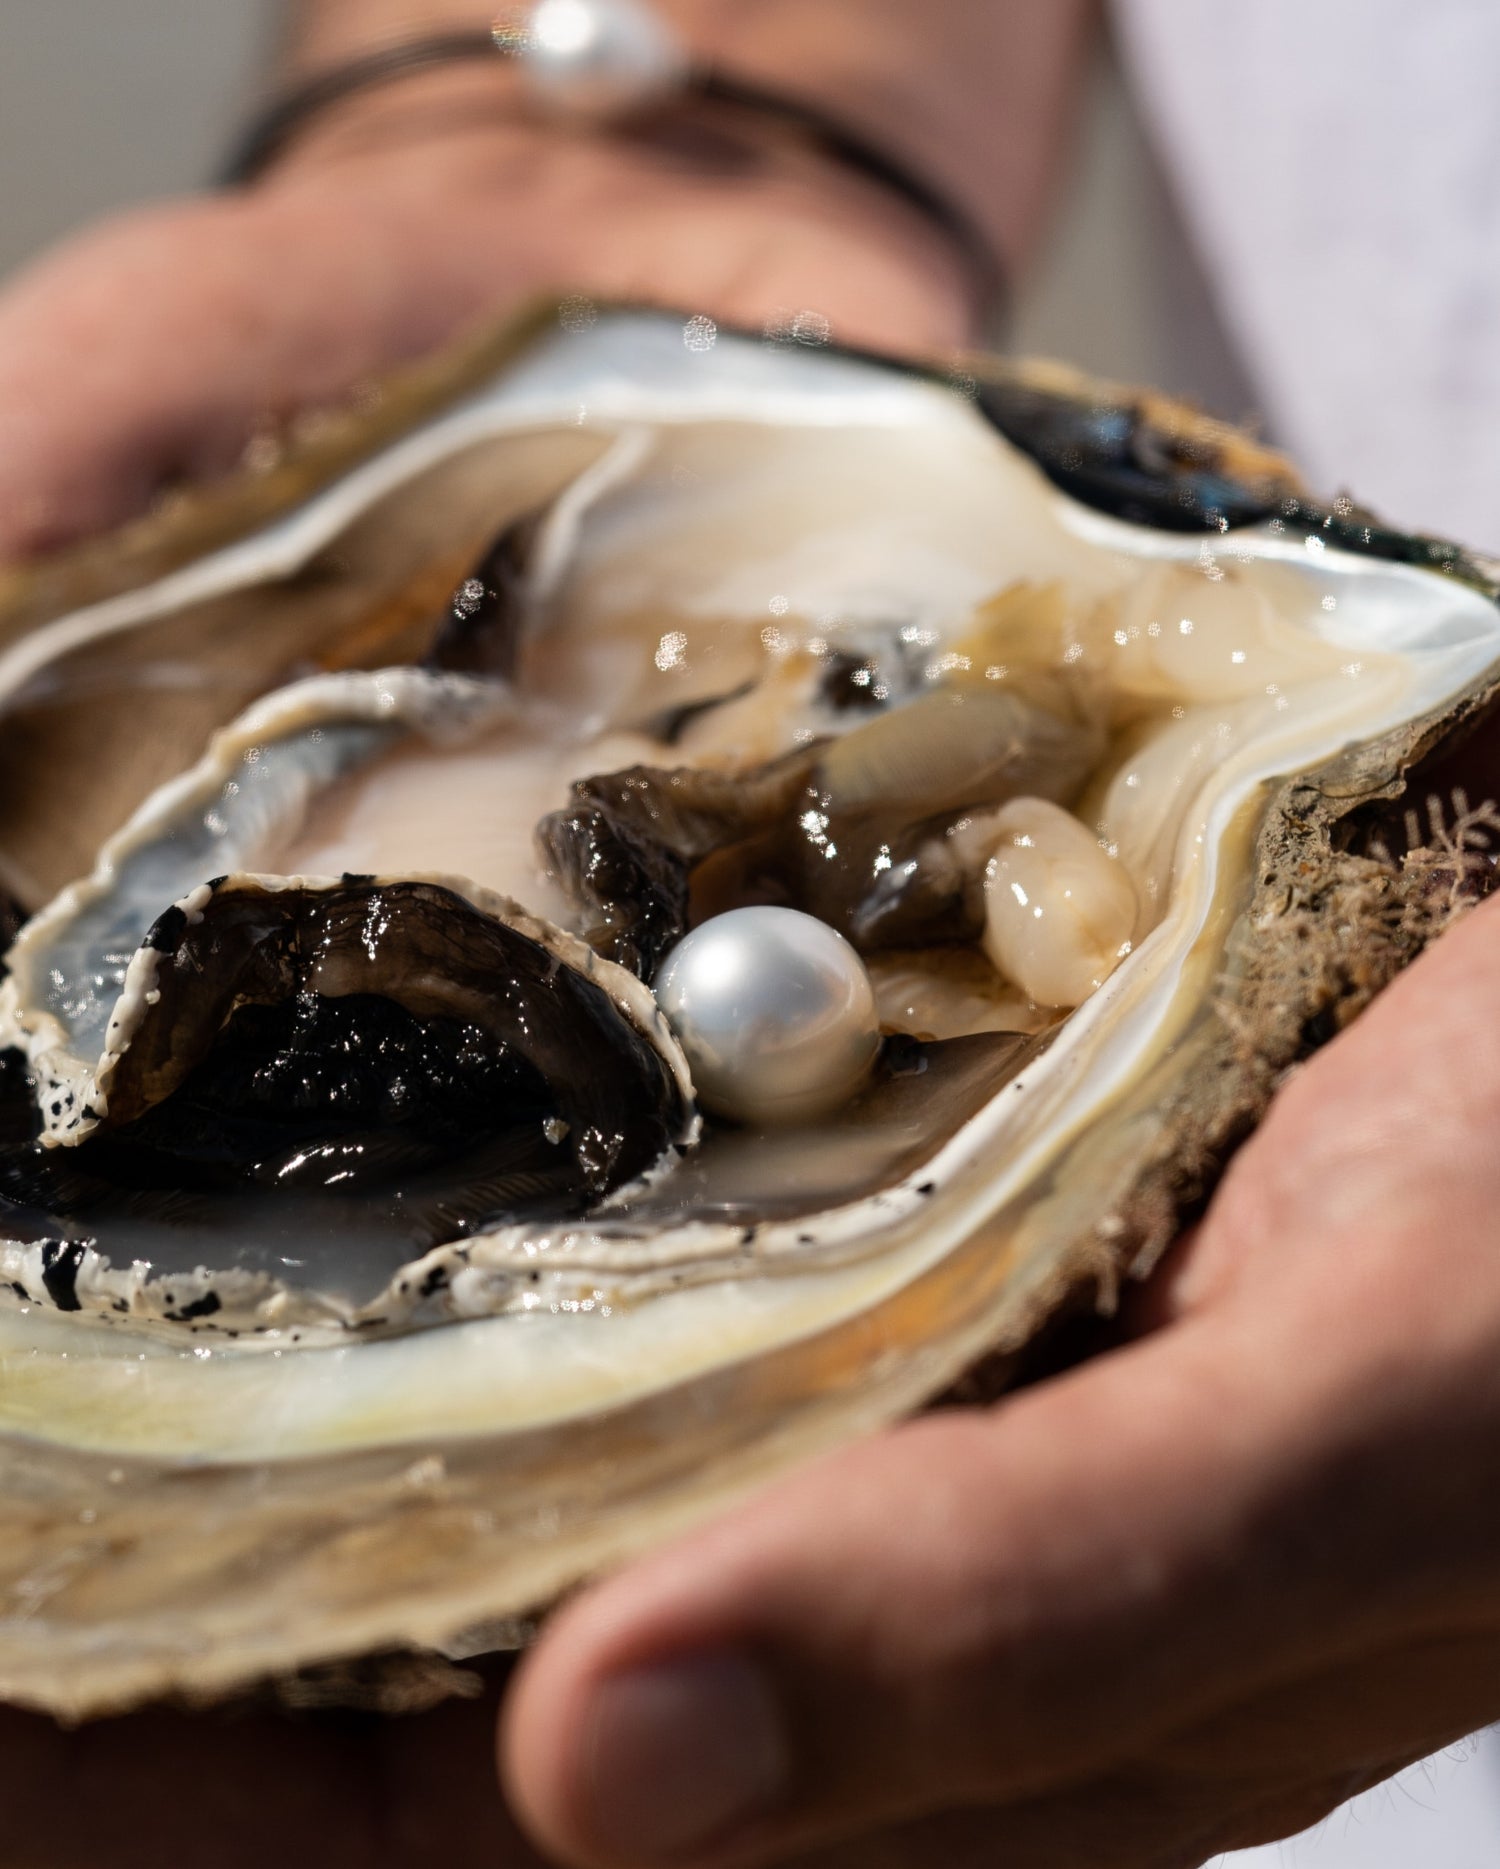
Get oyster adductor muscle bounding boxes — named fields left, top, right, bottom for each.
left=0, top=308, right=1496, bottom=1721
left=541, top=686, right=1101, bottom=976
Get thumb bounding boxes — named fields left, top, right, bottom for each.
left=499, top=1316, right=1330, bottom=1869
left=502, top=898, right=1500, bottom=1869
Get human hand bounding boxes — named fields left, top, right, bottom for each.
left=0, top=0, right=1098, bottom=564
left=501, top=889, right=1500, bottom=1868
left=0, top=1665, right=541, bottom=1869
left=0, top=75, right=977, bottom=567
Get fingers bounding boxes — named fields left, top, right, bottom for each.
left=507, top=1575, right=1494, bottom=1869
left=502, top=1380, right=1500, bottom=1869
left=500, top=1314, right=1353, bottom=1869
left=1168, top=891, right=1500, bottom=1320
left=0, top=1669, right=539, bottom=1869
left=0, top=176, right=472, bottom=564
left=699, top=1758, right=1384, bottom=1869
left=0, top=104, right=980, bottom=568
left=0, top=199, right=263, bottom=559
left=0, top=1698, right=378, bottom=1869
left=1127, top=889, right=1500, bottom=1336
left=502, top=896, right=1500, bottom=1869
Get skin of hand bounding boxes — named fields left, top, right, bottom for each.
left=0, top=91, right=970, bottom=563
left=0, top=1664, right=564, bottom=1869
left=0, top=0, right=1092, bottom=565
left=500, top=887, right=1500, bottom=1869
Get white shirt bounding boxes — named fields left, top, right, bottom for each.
left=1112, top=0, right=1500, bottom=551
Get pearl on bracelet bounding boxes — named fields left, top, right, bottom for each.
left=655, top=908, right=881, bottom=1127
left=514, top=0, right=690, bottom=119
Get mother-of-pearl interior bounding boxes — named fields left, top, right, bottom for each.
left=1, top=313, right=1498, bottom=1465
left=282, top=417, right=1388, bottom=930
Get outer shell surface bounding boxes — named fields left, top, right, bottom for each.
left=0, top=308, right=1496, bottom=1717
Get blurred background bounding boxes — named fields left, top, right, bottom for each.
left=0, top=1, right=1255, bottom=420
left=2, top=6, right=1498, bottom=1867
left=0, top=3, right=271, bottom=283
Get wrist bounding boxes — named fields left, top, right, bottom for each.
left=252, top=76, right=979, bottom=356
left=278, top=0, right=1093, bottom=279
left=654, top=0, right=1094, bottom=271
left=285, top=1, right=505, bottom=67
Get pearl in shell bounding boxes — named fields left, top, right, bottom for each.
left=514, top=0, right=690, bottom=119
left=655, top=908, right=881, bottom=1127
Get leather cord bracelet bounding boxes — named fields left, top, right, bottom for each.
left=218, top=0, right=1006, bottom=319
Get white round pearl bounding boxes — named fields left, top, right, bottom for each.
left=655, top=908, right=881, bottom=1127
left=515, top=0, right=690, bottom=119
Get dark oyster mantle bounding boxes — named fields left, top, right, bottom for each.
left=970, top=356, right=1500, bottom=594
left=100, top=876, right=683, bottom=1180
left=0, top=875, right=694, bottom=1335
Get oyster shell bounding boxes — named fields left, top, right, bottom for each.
left=0, top=308, right=1496, bottom=1717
